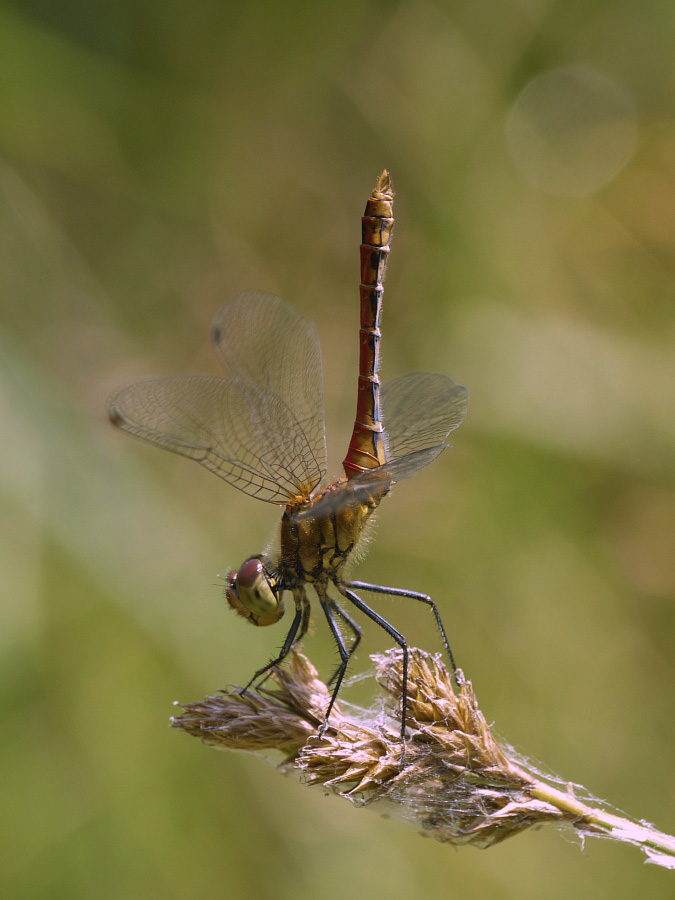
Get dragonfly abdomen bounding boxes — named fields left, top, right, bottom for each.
left=343, top=170, right=394, bottom=479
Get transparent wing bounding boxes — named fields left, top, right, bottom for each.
left=297, top=372, right=468, bottom=521
left=296, top=446, right=446, bottom=521
left=381, top=372, right=468, bottom=461
left=211, top=291, right=326, bottom=478
left=108, top=374, right=323, bottom=504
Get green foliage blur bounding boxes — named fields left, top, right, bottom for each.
left=1, top=1, right=673, bottom=897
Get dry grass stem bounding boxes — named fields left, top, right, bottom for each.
left=172, top=650, right=675, bottom=867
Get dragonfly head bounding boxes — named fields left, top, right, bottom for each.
left=225, top=557, right=284, bottom=627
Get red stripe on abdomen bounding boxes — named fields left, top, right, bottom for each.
left=343, top=170, right=394, bottom=479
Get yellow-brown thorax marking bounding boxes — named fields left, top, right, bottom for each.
left=279, top=487, right=383, bottom=586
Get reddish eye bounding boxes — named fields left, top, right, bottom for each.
left=225, top=557, right=284, bottom=627
left=237, top=557, right=263, bottom=589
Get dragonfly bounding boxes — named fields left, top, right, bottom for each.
left=108, top=171, right=468, bottom=752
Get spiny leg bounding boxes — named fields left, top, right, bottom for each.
left=339, top=584, right=409, bottom=759
left=296, top=595, right=312, bottom=643
left=326, top=598, right=363, bottom=686
left=241, top=593, right=309, bottom=694
left=344, top=579, right=460, bottom=682
left=317, top=592, right=350, bottom=736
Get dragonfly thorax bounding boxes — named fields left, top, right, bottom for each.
left=278, top=490, right=380, bottom=586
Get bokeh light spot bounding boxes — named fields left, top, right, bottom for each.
left=506, top=65, right=637, bottom=195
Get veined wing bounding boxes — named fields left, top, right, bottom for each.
left=211, top=291, right=326, bottom=481
left=108, top=373, right=323, bottom=504
left=297, top=371, right=468, bottom=520
left=381, top=372, right=468, bottom=460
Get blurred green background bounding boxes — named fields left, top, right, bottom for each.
left=1, top=1, right=673, bottom=897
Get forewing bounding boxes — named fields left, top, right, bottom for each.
left=211, top=291, right=326, bottom=480
left=381, top=372, right=468, bottom=460
left=108, top=374, right=322, bottom=504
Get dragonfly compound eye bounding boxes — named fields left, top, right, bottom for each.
left=225, top=558, right=284, bottom=627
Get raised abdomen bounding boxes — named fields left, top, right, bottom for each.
left=342, top=170, right=394, bottom=479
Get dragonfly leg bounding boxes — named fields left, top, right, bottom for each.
left=240, top=594, right=309, bottom=694
left=339, top=585, right=409, bottom=764
left=343, top=579, right=459, bottom=681
left=296, top=596, right=313, bottom=643
left=326, top=599, right=362, bottom=686
left=317, top=594, right=350, bottom=736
